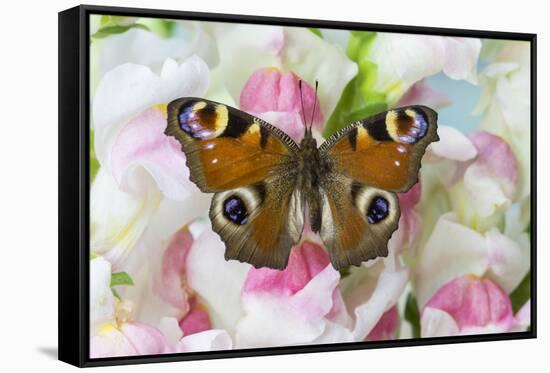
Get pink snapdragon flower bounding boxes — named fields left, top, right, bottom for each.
left=421, top=274, right=529, bottom=337
left=236, top=241, right=348, bottom=347
left=240, top=67, right=324, bottom=141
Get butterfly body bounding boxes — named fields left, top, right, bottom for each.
left=166, top=97, right=438, bottom=270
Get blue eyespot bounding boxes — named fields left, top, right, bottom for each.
left=367, top=196, right=389, bottom=224
left=223, top=196, right=249, bottom=225
left=398, top=111, right=428, bottom=144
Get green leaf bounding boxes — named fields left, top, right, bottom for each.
left=91, top=23, right=149, bottom=39
left=510, top=272, right=530, bottom=314
left=138, top=19, right=178, bottom=38
left=90, top=251, right=98, bottom=260
left=404, top=293, right=421, bottom=338
left=111, top=287, right=121, bottom=300
left=110, top=272, right=134, bottom=287
left=323, top=31, right=388, bottom=137
left=308, top=28, right=323, bottom=38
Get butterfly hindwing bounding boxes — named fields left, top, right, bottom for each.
left=166, top=98, right=303, bottom=269
left=210, top=182, right=304, bottom=269
left=319, top=176, right=400, bottom=269
left=320, top=105, right=438, bottom=192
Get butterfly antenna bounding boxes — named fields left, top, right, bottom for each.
left=299, top=80, right=308, bottom=135
left=309, top=80, right=319, bottom=131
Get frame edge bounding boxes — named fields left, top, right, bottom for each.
left=58, top=5, right=86, bottom=368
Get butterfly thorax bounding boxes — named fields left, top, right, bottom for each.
left=297, top=130, right=327, bottom=233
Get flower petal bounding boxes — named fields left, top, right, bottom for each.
left=90, top=169, right=161, bottom=270
left=442, top=37, right=482, bottom=84
left=423, top=275, right=515, bottom=334
left=154, top=228, right=193, bottom=312
left=420, top=307, right=460, bottom=337
left=90, top=322, right=170, bottom=358
left=98, top=29, right=195, bottom=77
left=176, top=329, right=233, bottom=352
left=396, top=80, right=451, bottom=109
left=236, top=242, right=341, bottom=347
left=365, top=306, right=399, bottom=341
left=243, top=241, right=330, bottom=296
left=236, top=262, right=340, bottom=348
left=186, top=229, right=251, bottom=334
left=239, top=69, right=323, bottom=141
left=110, top=107, right=197, bottom=200
left=428, top=125, right=477, bottom=162
left=463, top=131, right=518, bottom=217
left=281, top=28, right=357, bottom=118
left=415, top=213, right=488, bottom=307
left=92, top=56, right=209, bottom=169
left=90, top=257, right=115, bottom=334
left=485, top=228, right=529, bottom=293
left=179, top=299, right=212, bottom=336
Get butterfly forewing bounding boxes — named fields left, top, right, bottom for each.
left=165, top=98, right=303, bottom=269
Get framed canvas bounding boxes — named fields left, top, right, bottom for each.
left=58, top=4, right=537, bottom=367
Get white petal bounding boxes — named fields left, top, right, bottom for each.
left=176, top=329, right=233, bottom=352
left=186, top=230, right=251, bottom=334
left=209, top=24, right=284, bottom=102
left=442, top=37, right=482, bottom=84
left=415, top=213, right=488, bottom=307
left=90, top=257, right=115, bottom=334
left=485, top=228, right=530, bottom=293
left=99, top=28, right=195, bottom=77
left=351, top=266, right=409, bottom=340
left=369, top=34, right=445, bottom=103
left=236, top=264, right=339, bottom=348
left=421, top=307, right=459, bottom=337
left=428, top=125, right=477, bottom=162
left=90, top=169, right=161, bottom=270
left=463, top=162, right=511, bottom=217
left=92, top=56, right=209, bottom=169
left=282, top=28, right=358, bottom=118
left=158, top=317, right=183, bottom=347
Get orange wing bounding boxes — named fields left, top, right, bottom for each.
left=320, top=106, right=438, bottom=193
left=166, top=98, right=303, bottom=269
left=165, top=97, right=298, bottom=192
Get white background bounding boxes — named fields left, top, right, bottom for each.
left=0, top=0, right=547, bottom=371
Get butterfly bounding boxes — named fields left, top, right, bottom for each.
left=165, top=84, right=438, bottom=270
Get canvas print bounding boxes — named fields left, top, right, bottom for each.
left=88, top=14, right=531, bottom=358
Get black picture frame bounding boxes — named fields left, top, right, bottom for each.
left=58, top=4, right=537, bottom=368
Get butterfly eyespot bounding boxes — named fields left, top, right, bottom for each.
left=178, top=102, right=219, bottom=140
left=223, top=196, right=249, bottom=225
left=386, top=109, right=428, bottom=144
left=366, top=196, right=390, bottom=224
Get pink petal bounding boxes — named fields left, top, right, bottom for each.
left=423, top=275, right=515, bottom=332
left=396, top=80, right=451, bottom=109
left=397, top=182, right=422, bottom=249
left=365, top=306, right=399, bottom=341
left=90, top=322, right=171, bottom=358
left=119, top=322, right=172, bottom=354
left=179, top=299, right=212, bottom=336
left=469, top=131, right=518, bottom=197
left=242, top=241, right=330, bottom=296
left=154, top=228, right=193, bottom=313
left=239, top=68, right=323, bottom=141
left=110, top=107, right=194, bottom=200
left=514, top=299, right=530, bottom=331
left=398, top=182, right=422, bottom=210
left=236, top=263, right=340, bottom=347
